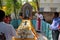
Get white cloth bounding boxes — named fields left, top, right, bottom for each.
left=35, top=13, right=43, bottom=20
left=0, top=22, right=16, bottom=40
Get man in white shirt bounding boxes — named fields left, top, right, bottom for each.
left=35, top=12, right=43, bottom=32
left=0, top=10, right=16, bottom=40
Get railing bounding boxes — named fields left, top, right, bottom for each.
left=41, top=20, right=53, bottom=40
left=32, top=20, right=53, bottom=40
left=10, top=19, right=22, bottom=29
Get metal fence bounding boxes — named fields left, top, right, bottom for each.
left=32, top=20, right=53, bottom=40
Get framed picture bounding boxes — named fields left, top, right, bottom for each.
left=21, top=3, right=32, bottom=19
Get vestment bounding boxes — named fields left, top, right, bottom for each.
left=35, top=13, right=43, bottom=31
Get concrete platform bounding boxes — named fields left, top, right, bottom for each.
left=37, top=33, right=48, bottom=40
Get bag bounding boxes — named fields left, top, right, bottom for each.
left=0, top=32, right=6, bottom=40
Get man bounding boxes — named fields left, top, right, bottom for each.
left=3, top=15, right=11, bottom=24
left=35, top=11, right=43, bottom=32
left=0, top=10, right=16, bottom=40
left=50, top=12, right=60, bottom=40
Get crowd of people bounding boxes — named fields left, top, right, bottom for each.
left=0, top=9, right=60, bottom=40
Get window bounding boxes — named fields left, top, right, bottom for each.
left=39, top=8, right=44, bottom=12
left=50, top=8, right=57, bottom=12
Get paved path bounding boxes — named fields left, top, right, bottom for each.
left=59, top=34, right=60, bottom=40
left=37, top=33, right=48, bottom=40
left=38, top=33, right=60, bottom=40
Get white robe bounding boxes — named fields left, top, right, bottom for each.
left=35, top=13, right=43, bottom=31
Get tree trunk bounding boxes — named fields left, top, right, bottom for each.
left=13, top=0, right=17, bottom=19
left=0, top=0, right=2, bottom=8
left=36, top=0, right=39, bottom=11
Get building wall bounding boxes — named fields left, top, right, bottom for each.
left=38, top=0, right=60, bottom=12
left=40, top=0, right=60, bottom=3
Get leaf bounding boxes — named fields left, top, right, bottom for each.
left=29, top=2, right=37, bottom=11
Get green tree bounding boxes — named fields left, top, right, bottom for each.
left=32, top=0, right=36, bottom=2
left=26, top=0, right=28, bottom=2
left=18, top=0, right=22, bottom=11
left=13, top=0, right=21, bottom=19
left=36, top=0, right=39, bottom=11
left=32, top=0, right=39, bottom=11
left=29, top=2, right=37, bottom=11
left=0, top=0, right=2, bottom=9
left=12, top=0, right=17, bottom=19
left=5, top=0, right=13, bottom=15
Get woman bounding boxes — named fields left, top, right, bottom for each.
left=50, top=12, right=60, bottom=40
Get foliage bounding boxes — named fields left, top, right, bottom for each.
left=2, top=0, right=21, bottom=16
left=29, top=2, right=37, bottom=11
left=4, top=0, right=13, bottom=15
left=17, top=0, right=22, bottom=11
left=0, top=0, right=2, bottom=8
left=2, top=0, right=37, bottom=15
